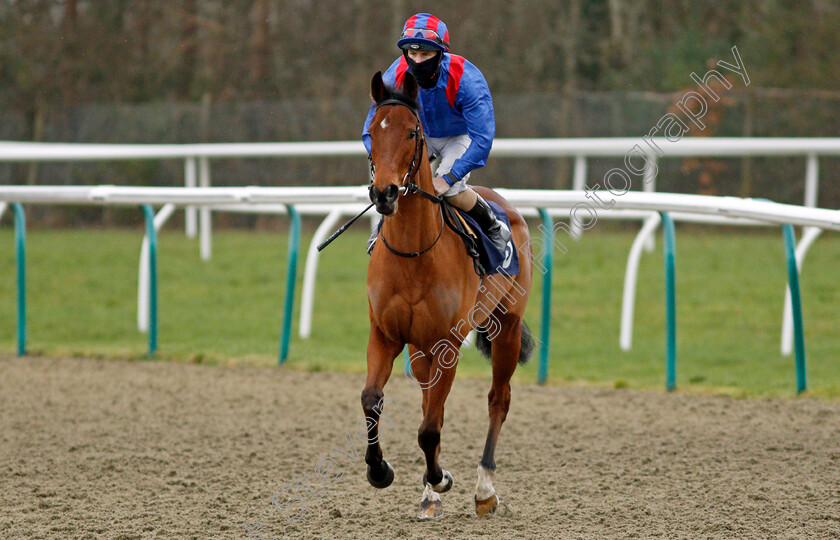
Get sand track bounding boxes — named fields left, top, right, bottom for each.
left=1, top=356, right=838, bottom=539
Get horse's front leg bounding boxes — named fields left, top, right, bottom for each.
left=362, top=324, right=402, bottom=489
left=413, top=343, right=458, bottom=519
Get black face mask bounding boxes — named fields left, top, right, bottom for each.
left=404, top=51, right=443, bottom=89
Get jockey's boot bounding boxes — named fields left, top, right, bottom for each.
left=366, top=219, right=382, bottom=255
left=466, top=194, right=511, bottom=253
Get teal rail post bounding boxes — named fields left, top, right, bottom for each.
left=279, top=205, right=301, bottom=364
left=141, top=206, right=158, bottom=357
left=403, top=347, right=412, bottom=377
left=659, top=212, right=677, bottom=391
left=14, top=204, right=26, bottom=356
left=782, top=225, right=807, bottom=394
left=537, top=209, right=553, bottom=385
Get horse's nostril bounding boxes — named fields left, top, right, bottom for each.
left=383, top=184, right=399, bottom=203
left=371, top=184, right=399, bottom=206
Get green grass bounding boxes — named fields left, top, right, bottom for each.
left=1, top=223, right=839, bottom=398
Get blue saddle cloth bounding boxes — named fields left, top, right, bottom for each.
left=457, top=201, right=520, bottom=276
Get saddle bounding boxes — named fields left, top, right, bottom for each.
left=441, top=201, right=486, bottom=277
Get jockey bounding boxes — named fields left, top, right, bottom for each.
left=363, top=13, right=511, bottom=254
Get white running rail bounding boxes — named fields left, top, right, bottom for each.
left=3, top=136, right=839, bottom=352
left=2, top=185, right=839, bottom=352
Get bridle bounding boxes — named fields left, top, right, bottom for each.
left=370, top=98, right=445, bottom=258
left=369, top=99, right=424, bottom=190
left=369, top=99, right=443, bottom=203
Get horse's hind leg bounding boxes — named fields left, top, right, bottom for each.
left=475, top=312, right=522, bottom=517
left=362, top=324, right=402, bottom=489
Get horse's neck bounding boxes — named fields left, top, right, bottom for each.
left=381, top=164, right=441, bottom=252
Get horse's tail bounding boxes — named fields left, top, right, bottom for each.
left=475, top=321, right=534, bottom=365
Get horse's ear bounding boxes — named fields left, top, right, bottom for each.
left=403, top=72, right=418, bottom=101
left=371, top=71, right=387, bottom=104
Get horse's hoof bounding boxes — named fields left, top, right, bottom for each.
left=366, top=461, right=394, bottom=489
left=417, top=499, right=444, bottom=520
left=417, top=486, right=444, bottom=520
left=475, top=493, right=499, bottom=517
left=422, top=469, right=453, bottom=493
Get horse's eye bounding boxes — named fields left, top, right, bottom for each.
left=408, top=130, right=416, bottom=139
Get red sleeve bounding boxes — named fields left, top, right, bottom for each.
left=446, top=55, right=466, bottom=107
left=395, top=56, right=408, bottom=91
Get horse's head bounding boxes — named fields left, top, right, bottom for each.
left=368, top=71, right=424, bottom=216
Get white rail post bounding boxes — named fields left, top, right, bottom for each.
left=0, top=202, right=7, bottom=221
left=199, top=156, right=212, bottom=260
left=570, top=155, right=587, bottom=237
left=643, top=154, right=659, bottom=251
left=620, top=213, right=661, bottom=351
left=138, top=204, right=177, bottom=332
left=185, top=157, right=197, bottom=238
left=299, top=208, right=344, bottom=338
left=804, top=153, right=819, bottom=208
left=780, top=153, right=819, bottom=353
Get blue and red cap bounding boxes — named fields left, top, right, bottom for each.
left=397, top=13, right=450, bottom=52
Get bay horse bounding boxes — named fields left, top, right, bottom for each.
left=361, top=71, right=534, bottom=519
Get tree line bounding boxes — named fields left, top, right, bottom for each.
left=2, top=0, right=839, bottom=226
left=2, top=0, right=838, bottom=115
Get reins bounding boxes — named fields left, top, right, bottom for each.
left=380, top=203, right=445, bottom=258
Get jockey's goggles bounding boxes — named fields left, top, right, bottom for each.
left=399, top=27, right=449, bottom=49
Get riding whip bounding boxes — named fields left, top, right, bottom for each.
left=316, top=203, right=375, bottom=252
